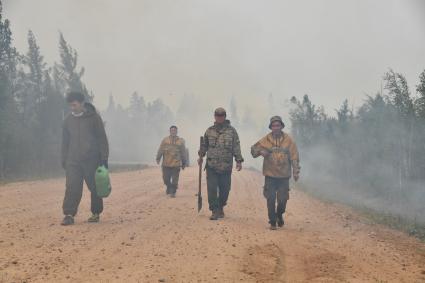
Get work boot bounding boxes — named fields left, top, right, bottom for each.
left=170, top=193, right=176, bottom=198
left=277, top=214, right=284, bottom=227
left=269, top=222, right=277, bottom=230
left=217, top=207, right=225, bottom=218
left=88, top=213, right=100, bottom=223
left=209, top=210, right=219, bottom=220
left=61, top=215, right=74, bottom=226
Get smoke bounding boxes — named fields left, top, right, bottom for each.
left=2, top=1, right=425, bottom=223
left=4, top=0, right=425, bottom=110
left=300, top=143, right=425, bottom=224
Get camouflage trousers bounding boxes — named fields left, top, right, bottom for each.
left=162, top=167, right=181, bottom=194
left=263, top=176, right=289, bottom=224
left=206, top=167, right=232, bottom=211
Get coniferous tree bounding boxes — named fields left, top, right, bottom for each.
left=55, top=32, right=91, bottom=101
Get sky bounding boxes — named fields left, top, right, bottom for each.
left=3, top=0, right=425, bottom=113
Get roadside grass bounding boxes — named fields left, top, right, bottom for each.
left=296, top=184, right=425, bottom=242
left=0, top=163, right=149, bottom=185
left=358, top=207, right=425, bottom=241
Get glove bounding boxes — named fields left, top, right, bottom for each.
left=100, top=160, right=109, bottom=169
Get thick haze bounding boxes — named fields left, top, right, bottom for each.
left=4, top=0, right=425, bottom=111
left=2, top=0, right=425, bottom=226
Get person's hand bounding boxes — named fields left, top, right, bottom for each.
left=236, top=162, right=242, bottom=171
left=100, top=160, right=109, bottom=169
left=260, top=150, right=270, bottom=157
left=197, top=158, right=203, bottom=166
left=293, top=171, right=299, bottom=182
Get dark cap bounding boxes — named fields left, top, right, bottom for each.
left=214, top=107, right=227, bottom=116
left=269, top=115, right=285, bottom=129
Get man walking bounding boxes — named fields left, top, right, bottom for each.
left=61, top=92, right=109, bottom=226
left=251, top=116, right=300, bottom=230
left=198, top=107, right=244, bottom=220
left=156, top=126, right=187, bottom=198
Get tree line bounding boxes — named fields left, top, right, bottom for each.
left=289, top=69, right=425, bottom=222
left=0, top=2, right=174, bottom=179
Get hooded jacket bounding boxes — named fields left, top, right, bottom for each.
left=251, top=132, right=300, bottom=178
left=61, top=103, right=109, bottom=165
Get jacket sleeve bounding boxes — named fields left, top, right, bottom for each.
left=156, top=139, right=165, bottom=163
left=198, top=131, right=209, bottom=157
left=94, top=114, right=109, bottom=161
left=289, top=138, right=300, bottom=173
left=250, top=139, right=263, bottom=158
left=61, top=119, right=70, bottom=165
left=180, top=139, right=187, bottom=166
left=232, top=129, right=244, bottom=163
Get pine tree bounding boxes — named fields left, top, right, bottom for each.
left=56, top=32, right=92, bottom=101
left=0, top=0, right=19, bottom=178
left=384, top=69, right=414, bottom=118
left=415, top=70, right=425, bottom=118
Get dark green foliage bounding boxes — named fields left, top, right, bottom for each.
left=0, top=2, right=83, bottom=179
left=415, top=70, right=425, bottom=118
left=290, top=70, right=425, bottom=224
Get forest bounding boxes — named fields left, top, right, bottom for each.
left=1, top=0, right=424, bottom=225
left=0, top=2, right=174, bottom=178
left=289, top=70, right=425, bottom=223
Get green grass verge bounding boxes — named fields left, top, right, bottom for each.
left=296, top=184, right=425, bottom=242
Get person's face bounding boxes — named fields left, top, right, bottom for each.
left=271, top=121, right=283, bottom=134
left=170, top=127, right=178, bottom=136
left=214, top=114, right=226, bottom=124
left=69, top=101, right=84, bottom=114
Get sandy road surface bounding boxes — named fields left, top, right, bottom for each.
left=1, top=167, right=425, bottom=282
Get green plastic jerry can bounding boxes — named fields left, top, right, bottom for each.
left=95, top=166, right=111, bottom=198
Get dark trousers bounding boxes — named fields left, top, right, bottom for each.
left=206, top=168, right=231, bottom=211
left=263, top=176, right=289, bottom=224
left=63, top=159, right=103, bottom=216
left=162, top=167, right=181, bottom=194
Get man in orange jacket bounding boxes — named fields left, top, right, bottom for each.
left=251, top=116, right=300, bottom=230
left=156, top=126, right=187, bottom=198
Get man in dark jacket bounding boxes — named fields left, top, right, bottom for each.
left=61, top=91, right=109, bottom=226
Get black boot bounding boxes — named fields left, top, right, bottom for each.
left=217, top=207, right=225, bottom=218
left=209, top=210, right=219, bottom=220
left=277, top=214, right=284, bottom=227
left=61, top=215, right=74, bottom=226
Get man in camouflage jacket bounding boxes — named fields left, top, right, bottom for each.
left=198, top=108, right=244, bottom=220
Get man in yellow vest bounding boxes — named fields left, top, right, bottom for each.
left=251, top=116, right=300, bottom=230
left=156, top=126, right=187, bottom=198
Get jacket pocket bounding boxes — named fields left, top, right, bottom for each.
left=208, top=136, right=217, bottom=147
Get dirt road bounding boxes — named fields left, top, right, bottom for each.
left=1, top=167, right=424, bottom=282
